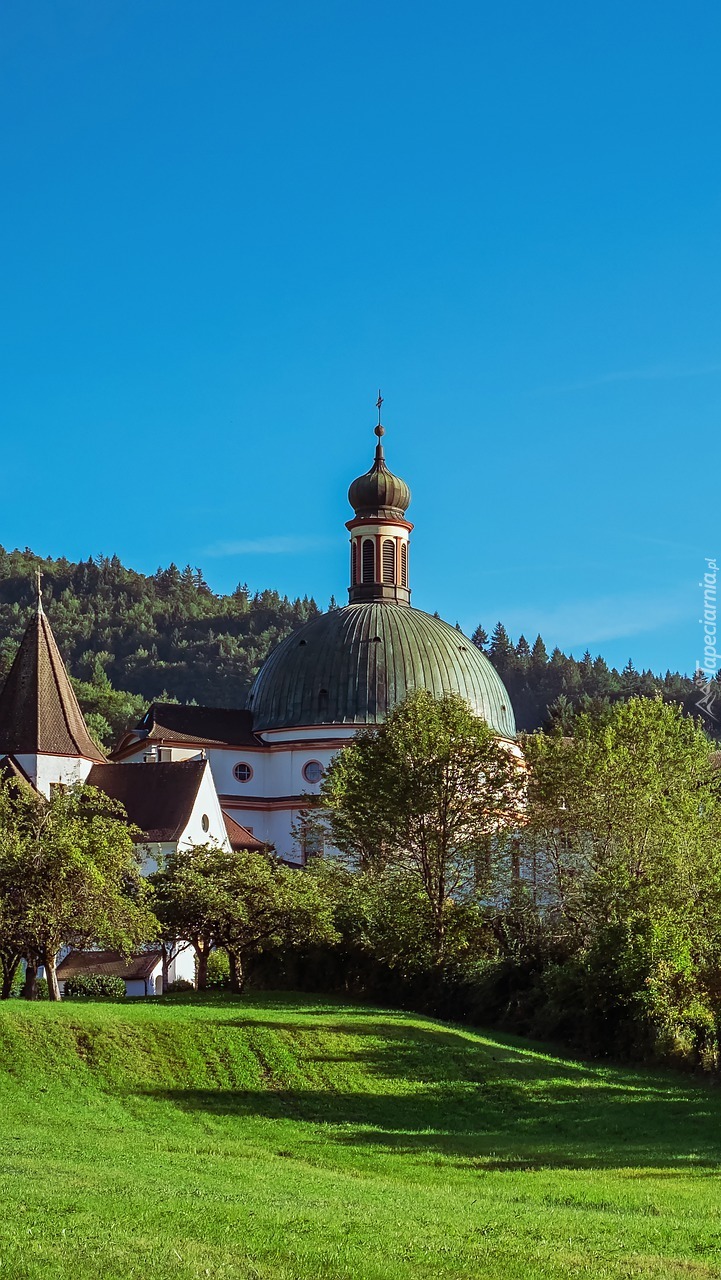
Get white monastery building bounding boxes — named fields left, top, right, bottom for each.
left=110, top=416, right=517, bottom=860
left=0, top=409, right=517, bottom=877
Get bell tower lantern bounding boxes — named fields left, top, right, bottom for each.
left=346, top=394, right=413, bottom=606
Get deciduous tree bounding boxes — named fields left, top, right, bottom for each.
left=151, top=846, right=338, bottom=994
left=320, top=691, right=525, bottom=962
left=0, top=781, right=157, bottom=1000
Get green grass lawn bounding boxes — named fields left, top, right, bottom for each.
left=1, top=992, right=721, bottom=1279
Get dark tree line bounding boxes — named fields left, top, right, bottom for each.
left=471, top=621, right=720, bottom=739
left=0, top=546, right=715, bottom=748
left=0, top=547, right=320, bottom=745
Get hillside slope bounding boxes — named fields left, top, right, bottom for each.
left=1, top=992, right=720, bottom=1279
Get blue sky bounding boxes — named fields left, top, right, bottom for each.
left=1, top=0, right=719, bottom=675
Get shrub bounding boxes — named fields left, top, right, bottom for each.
left=63, top=973, right=126, bottom=1000
left=206, top=950, right=230, bottom=988
left=165, top=977, right=194, bottom=993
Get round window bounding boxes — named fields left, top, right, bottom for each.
left=303, top=760, right=324, bottom=785
left=233, top=762, right=253, bottom=783
left=201, top=814, right=209, bottom=833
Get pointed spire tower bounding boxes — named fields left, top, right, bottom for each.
left=0, top=575, right=104, bottom=794
left=346, top=393, right=413, bottom=605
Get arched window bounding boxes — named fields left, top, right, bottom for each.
left=382, top=539, right=395, bottom=583
left=352, top=541, right=358, bottom=585
left=400, top=542, right=408, bottom=587
left=362, top=538, right=375, bottom=584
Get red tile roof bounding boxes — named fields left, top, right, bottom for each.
left=223, top=811, right=266, bottom=851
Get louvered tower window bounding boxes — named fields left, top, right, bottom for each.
left=382, top=539, right=396, bottom=583
left=352, top=541, right=358, bottom=585
left=362, top=538, right=375, bottom=583
left=400, top=543, right=408, bottom=587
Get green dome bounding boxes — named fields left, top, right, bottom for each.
left=248, top=603, right=515, bottom=737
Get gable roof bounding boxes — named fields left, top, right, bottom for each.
left=112, top=702, right=261, bottom=754
left=0, top=604, right=104, bottom=762
left=57, top=949, right=162, bottom=981
left=85, top=760, right=207, bottom=842
left=223, top=811, right=266, bottom=851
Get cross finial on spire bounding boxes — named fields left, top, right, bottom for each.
left=35, top=568, right=43, bottom=613
left=374, top=390, right=385, bottom=442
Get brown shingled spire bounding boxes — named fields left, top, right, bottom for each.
left=0, top=588, right=105, bottom=762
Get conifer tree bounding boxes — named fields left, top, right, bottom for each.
left=530, top=635, right=549, bottom=672
left=471, top=624, right=488, bottom=651
left=515, top=635, right=531, bottom=666
left=489, top=622, right=514, bottom=676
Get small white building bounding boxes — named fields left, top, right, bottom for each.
left=56, top=947, right=195, bottom=998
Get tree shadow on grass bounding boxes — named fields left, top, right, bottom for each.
left=132, top=1014, right=721, bottom=1171
left=112, top=996, right=721, bottom=1172
left=135, top=1081, right=721, bottom=1170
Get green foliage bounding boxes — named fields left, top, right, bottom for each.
left=151, top=845, right=338, bottom=993
left=206, top=949, right=230, bottom=987
left=285, top=696, right=721, bottom=1068
left=1, top=993, right=721, bottom=1278
left=164, top=977, right=194, bottom=993
left=63, top=973, right=127, bottom=999
left=508, top=698, right=721, bottom=1060
left=0, top=780, right=158, bottom=1000
left=320, top=691, right=524, bottom=962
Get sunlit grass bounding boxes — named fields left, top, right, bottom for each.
left=1, top=991, right=720, bottom=1278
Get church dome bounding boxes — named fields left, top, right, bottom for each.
left=248, top=602, right=516, bottom=737
left=348, top=426, right=411, bottom=519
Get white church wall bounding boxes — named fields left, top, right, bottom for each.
left=210, top=733, right=353, bottom=801
left=125, top=979, right=150, bottom=998
left=17, top=753, right=94, bottom=798
left=169, top=947, right=196, bottom=985
left=177, top=761, right=231, bottom=852
left=258, top=727, right=357, bottom=745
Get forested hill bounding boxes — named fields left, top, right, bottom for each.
left=470, top=623, right=717, bottom=736
left=0, top=547, right=714, bottom=748
left=0, top=547, right=320, bottom=747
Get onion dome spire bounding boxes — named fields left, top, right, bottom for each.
left=348, top=393, right=411, bottom=519
left=346, top=394, right=413, bottom=607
